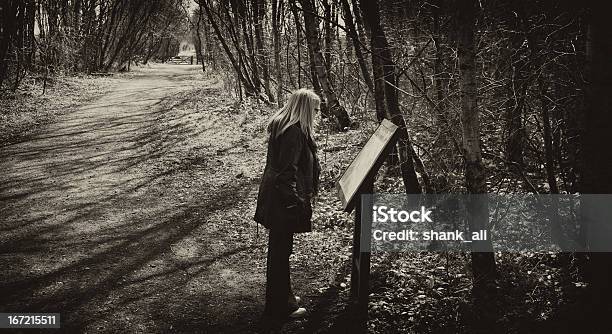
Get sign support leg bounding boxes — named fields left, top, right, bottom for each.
left=350, top=178, right=374, bottom=322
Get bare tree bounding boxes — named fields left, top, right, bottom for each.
left=254, top=0, right=274, bottom=101
left=582, top=3, right=612, bottom=329
left=272, top=0, right=283, bottom=104
left=340, top=0, right=373, bottom=94
left=300, top=0, right=351, bottom=130
left=457, top=0, right=497, bottom=294
left=359, top=0, right=421, bottom=194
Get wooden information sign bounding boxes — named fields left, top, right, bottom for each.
left=336, top=119, right=400, bottom=320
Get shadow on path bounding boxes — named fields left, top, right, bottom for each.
left=0, top=65, right=267, bottom=333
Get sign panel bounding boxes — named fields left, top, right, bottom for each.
left=336, top=119, right=399, bottom=212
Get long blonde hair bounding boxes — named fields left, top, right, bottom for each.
left=267, top=88, right=320, bottom=140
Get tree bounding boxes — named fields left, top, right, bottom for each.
left=290, top=1, right=324, bottom=111
left=359, top=0, right=421, bottom=194
left=272, top=0, right=284, bottom=104
left=200, top=0, right=258, bottom=96
left=340, top=0, right=373, bottom=95
left=0, top=0, right=191, bottom=93
left=253, top=0, right=274, bottom=101
left=192, top=8, right=206, bottom=72
left=300, top=0, right=351, bottom=130
left=457, top=0, right=497, bottom=295
left=582, top=1, right=612, bottom=329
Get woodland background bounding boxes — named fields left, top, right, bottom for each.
left=1, top=0, right=612, bottom=332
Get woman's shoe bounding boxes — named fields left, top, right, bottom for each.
left=289, top=307, right=307, bottom=318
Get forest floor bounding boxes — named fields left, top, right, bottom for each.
left=0, top=64, right=592, bottom=333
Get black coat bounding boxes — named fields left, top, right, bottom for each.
left=254, top=124, right=321, bottom=233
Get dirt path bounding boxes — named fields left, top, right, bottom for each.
left=0, top=65, right=277, bottom=333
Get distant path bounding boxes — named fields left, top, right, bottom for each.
left=0, top=64, right=269, bottom=332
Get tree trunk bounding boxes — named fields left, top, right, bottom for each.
left=292, top=1, right=302, bottom=88
left=291, top=1, right=324, bottom=111
left=323, top=0, right=332, bottom=73
left=351, top=0, right=367, bottom=45
left=340, top=0, right=373, bottom=93
left=225, top=0, right=257, bottom=96
left=202, top=9, right=214, bottom=69
left=272, top=0, right=283, bottom=104
left=582, top=3, right=612, bottom=329
left=196, top=8, right=206, bottom=72
left=237, top=0, right=261, bottom=93
left=370, top=48, right=386, bottom=122
left=457, top=0, right=497, bottom=294
left=300, top=0, right=351, bottom=130
left=0, top=1, right=18, bottom=89
left=25, top=0, right=36, bottom=70
left=254, top=0, right=273, bottom=101
left=360, top=0, right=421, bottom=194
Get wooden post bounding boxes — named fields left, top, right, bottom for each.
left=336, top=119, right=399, bottom=329
left=350, top=177, right=373, bottom=318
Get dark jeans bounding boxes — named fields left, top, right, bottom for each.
left=264, top=229, right=299, bottom=319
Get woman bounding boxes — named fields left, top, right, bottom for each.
left=254, top=88, right=321, bottom=321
